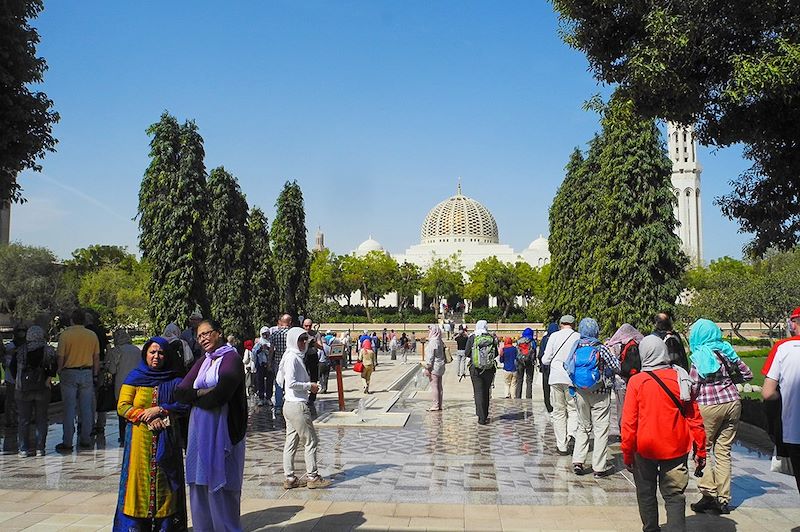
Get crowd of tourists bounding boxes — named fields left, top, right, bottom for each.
left=2, top=305, right=800, bottom=531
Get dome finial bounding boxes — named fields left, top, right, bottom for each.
left=457, top=177, right=462, bottom=196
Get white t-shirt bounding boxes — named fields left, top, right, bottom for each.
left=766, top=338, right=800, bottom=444
left=541, top=328, right=580, bottom=386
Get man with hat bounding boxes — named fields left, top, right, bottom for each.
left=541, top=314, right=581, bottom=455
left=762, top=306, right=800, bottom=493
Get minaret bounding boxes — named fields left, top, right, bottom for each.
left=314, top=227, right=325, bottom=251
left=0, top=202, right=10, bottom=246
left=667, top=122, right=704, bottom=265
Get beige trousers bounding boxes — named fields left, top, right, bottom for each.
left=283, top=401, right=319, bottom=478
left=504, top=371, right=517, bottom=397
left=550, top=383, right=578, bottom=452
left=699, top=400, right=741, bottom=503
left=573, top=390, right=611, bottom=472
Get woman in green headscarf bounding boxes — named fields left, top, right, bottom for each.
left=688, top=319, right=753, bottom=515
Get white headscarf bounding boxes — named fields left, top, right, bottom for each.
left=427, top=325, right=443, bottom=349
left=475, top=320, right=489, bottom=335
left=276, top=327, right=308, bottom=388
left=639, top=335, right=693, bottom=401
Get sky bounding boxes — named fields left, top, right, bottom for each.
left=10, top=0, right=752, bottom=261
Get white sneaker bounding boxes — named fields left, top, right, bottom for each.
left=35, top=450, right=45, bottom=457
left=18, top=451, right=29, bottom=458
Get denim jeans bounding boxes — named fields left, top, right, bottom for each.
left=60, top=369, right=94, bottom=446
left=15, top=388, right=50, bottom=452
left=275, top=383, right=285, bottom=409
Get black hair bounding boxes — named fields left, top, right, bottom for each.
left=71, top=309, right=86, bottom=325
left=198, top=318, right=223, bottom=334
left=654, top=312, right=673, bottom=331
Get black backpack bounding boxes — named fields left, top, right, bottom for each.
left=619, top=339, right=641, bottom=382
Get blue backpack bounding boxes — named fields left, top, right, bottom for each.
left=565, top=342, right=604, bottom=391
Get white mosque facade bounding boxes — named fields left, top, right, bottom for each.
left=342, top=121, right=704, bottom=309
left=348, top=183, right=550, bottom=309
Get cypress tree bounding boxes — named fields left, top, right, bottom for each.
left=270, top=181, right=309, bottom=319
left=205, top=166, right=250, bottom=339
left=247, top=207, right=279, bottom=332
left=137, top=113, right=209, bottom=332
left=547, top=95, right=687, bottom=334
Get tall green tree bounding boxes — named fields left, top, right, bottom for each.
left=551, top=0, right=800, bottom=255
left=421, top=256, right=464, bottom=316
left=247, top=206, right=278, bottom=331
left=205, top=167, right=250, bottom=339
left=270, top=181, right=309, bottom=318
left=310, top=249, right=342, bottom=303
left=395, top=262, right=422, bottom=313
left=137, top=113, right=208, bottom=333
left=0, top=0, right=59, bottom=204
left=548, top=95, right=687, bottom=334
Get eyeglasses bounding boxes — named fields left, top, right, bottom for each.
left=197, top=330, right=218, bottom=340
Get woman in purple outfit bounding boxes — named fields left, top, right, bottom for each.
left=175, top=319, right=247, bottom=532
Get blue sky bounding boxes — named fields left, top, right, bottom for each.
left=12, top=0, right=751, bottom=261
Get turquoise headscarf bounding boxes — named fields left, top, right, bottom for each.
left=689, top=319, right=740, bottom=378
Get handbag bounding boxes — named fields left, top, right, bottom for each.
left=95, top=383, right=117, bottom=412
left=353, top=361, right=364, bottom=373
left=771, top=449, right=795, bottom=476
left=714, top=351, right=745, bottom=384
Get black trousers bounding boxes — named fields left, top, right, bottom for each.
left=470, top=367, right=495, bottom=423
left=786, top=443, right=800, bottom=494
left=540, top=364, right=553, bottom=413
left=318, top=362, right=331, bottom=393
left=515, top=364, right=535, bottom=399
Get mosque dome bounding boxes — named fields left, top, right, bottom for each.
left=527, top=234, right=549, bottom=252
left=420, top=184, right=499, bottom=245
left=356, top=236, right=384, bottom=255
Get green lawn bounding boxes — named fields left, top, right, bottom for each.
left=739, top=355, right=767, bottom=400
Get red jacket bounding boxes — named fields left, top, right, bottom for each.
left=621, top=368, right=707, bottom=465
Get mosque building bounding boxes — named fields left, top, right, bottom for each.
left=342, top=122, right=704, bottom=309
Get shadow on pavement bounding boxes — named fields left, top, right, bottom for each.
left=730, top=474, right=783, bottom=507
left=686, top=514, right=738, bottom=531
left=235, top=508, right=365, bottom=531
left=330, top=462, right=399, bottom=483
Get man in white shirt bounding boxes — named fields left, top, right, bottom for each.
left=278, top=327, right=331, bottom=490
left=541, top=315, right=581, bottom=455
left=762, top=306, right=800, bottom=493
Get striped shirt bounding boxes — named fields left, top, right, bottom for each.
left=690, top=356, right=753, bottom=405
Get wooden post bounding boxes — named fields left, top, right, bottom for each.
left=329, top=344, right=346, bottom=411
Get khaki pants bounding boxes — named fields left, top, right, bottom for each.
left=699, top=400, right=741, bottom=504
left=283, top=401, right=319, bottom=478
left=550, top=383, right=577, bottom=452
left=633, top=454, right=688, bottom=532
left=573, top=390, right=611, bottom=472
left=504, top=371, right=517, bottom=397
left=361, top=366, right=374, bottom=392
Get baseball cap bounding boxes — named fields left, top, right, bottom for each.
left=791, top=307, right=800, bottom=320
left=559, top=314, right=575, bottom=325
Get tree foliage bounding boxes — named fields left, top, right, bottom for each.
left=0, top=243, right=72, bottom=324
left=270, top=181, right=309, bottom=318
left=395, top=262, right=422, bottom=313
left=339, top=252, right=399, bottom=322
left=247, top=206, right=278, bottom=331
left=420, top=256, right=464, bottom=315
left=78, top=260, right=150, bottom=329
left=551, top=0, right=800, bottom=255
left=310, top=249, right=343, bottom=303
left=0, top=0, right=59, bottom=204
left=547, top=95, right=687, bottom=334
left=204, top=167, right=250, bottom=339
left=137, top=113, right=209, bottom=333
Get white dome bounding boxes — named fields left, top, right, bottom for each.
left=356, top=236, right=384, bottom=254
left=420, top=185, right=499, bottom=245
left=527, top=234, right=549, bottom=252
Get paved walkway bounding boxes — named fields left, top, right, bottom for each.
left=0, top=354, right=797, bottom=531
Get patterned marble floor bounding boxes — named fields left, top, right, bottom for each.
left=0, top=362, right=797, bottom=514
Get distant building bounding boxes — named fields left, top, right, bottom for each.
left=668, top=122, right=704, bottom=265
left=314, top=227, right=325, bottom=251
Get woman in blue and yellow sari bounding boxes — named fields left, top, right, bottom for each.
left=114, top=337, right=189, bottom=531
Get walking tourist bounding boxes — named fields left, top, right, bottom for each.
left=514, top=328, right=536, bottom=399
left=688, top=318, right=753, bottom=514
left=443, top=320, right=452, bottom=340
left=56, top=309, right=100, bottom=453
left=242, top=339, right=255, bottom=399
left=85, top=310, right=110, bottom=437
left=342, top=329, right=352, bottom=366
left=606, top=323, right=644, bottom=431
left=278, top=327, right=332, bottom=490
left=114, top=337, right=189, bottom=531
left=318, top=334, right=331, bottom=394
left=424, top=325, right=446, bottom=411
left=358, top=339, right=376, bottom=394
left=761, top=306, right=800, bottom=493
left=622, top=335, right=707, bottom=532
left=176, top=319, right=247, bottom=532
left=106, top=329, right=141, bottom=444
left=10, top=325, right=56, bottom=457
left=569, top=318, right=620, bottom=478
left=301, top=319, right=321, bottom=406
left=466, top=320, right=498, bottom=425
left=269, top=314, right=293, bottom=414
left=653, top=312, right=689, bottom=370
left=2, top=326, right=26, bottom=432
left=500, top=337, right=517, bottom=398
left=409, top=332, right=417, bottom=363
left=371, top=331, right=380, bottom=366
left=538, top=320, right=559, bottom=413
left=399, top=332, right=409, bottom=364
left=454, top=327, right=468, bottom=378
left=254, top=326, right=272, bottom=406
left=541, top=315, right=580, bottom=454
